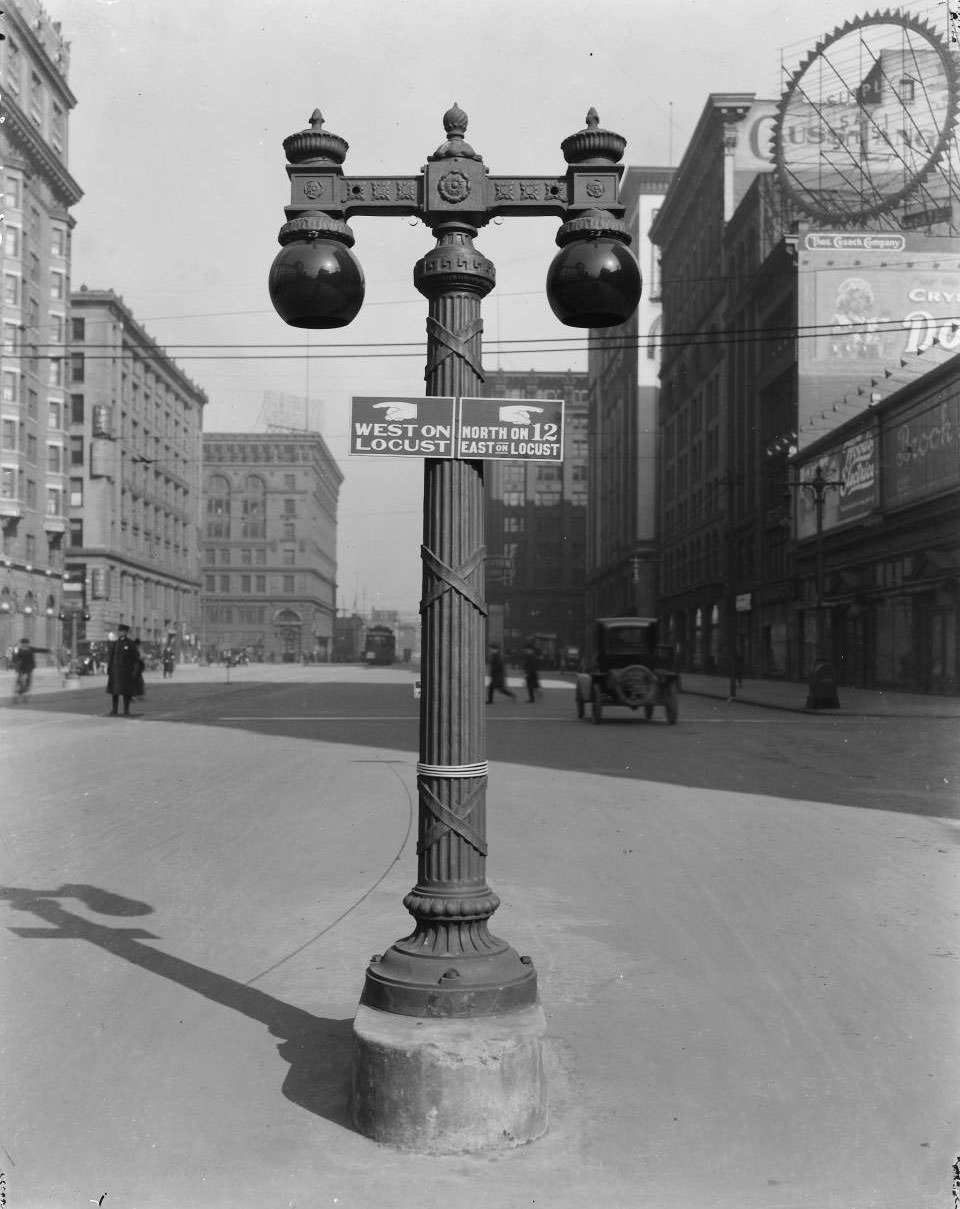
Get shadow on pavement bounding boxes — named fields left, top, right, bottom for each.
left=0, top=883, right=356, bottom=1130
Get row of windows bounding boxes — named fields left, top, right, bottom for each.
left=0, top=419, right=70, bottom=461
left=1, top=219, right=68, bottom=262
left=205, top=541, right=307, bottom=565
left=1, top=355, right=69, bottom=390
left=205, top=575, right=298, bottom=596
left=203, top=607, right=269, bottom=625
left=2, top=267, right=68, bottom=306
left=66, top=518, right=190, bottom=565
left=3, top=37, right=68, bottom=147
left=661, top=533, right=724, bottom=593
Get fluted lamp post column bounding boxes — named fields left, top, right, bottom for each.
left=269, top=103, right=641, bottom=1152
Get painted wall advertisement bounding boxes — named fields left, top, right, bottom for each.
left=796, top=429, right=879, bottom=540
left=797, top=228, right=960, bottom=443
left=882, top=387, right=960, bottom=508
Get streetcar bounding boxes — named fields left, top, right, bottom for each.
left=363, top=624, right=396, bottom=666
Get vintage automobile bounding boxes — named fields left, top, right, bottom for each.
left=575, top=617, right=679, bottom=724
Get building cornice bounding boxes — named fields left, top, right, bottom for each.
left=2, top=94, right=83, bottom=206
left=649, top=93, right=759, bottom=246
left=202, top=431, right=344, bottom=484
left=71, top=290, right=209, bottom=406
left=621, top=165, right=676, bottom=198
left=71, top=547, right=201, bottom=591
left=7, top=2, right=78, bottom=108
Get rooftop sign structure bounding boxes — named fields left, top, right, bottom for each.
left=773, top=11, right=959, bottom=226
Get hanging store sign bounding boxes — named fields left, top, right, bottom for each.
left=350, top=396, right=565, bottom=461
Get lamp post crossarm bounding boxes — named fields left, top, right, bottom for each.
left=285, top=170, right=626, bottom=227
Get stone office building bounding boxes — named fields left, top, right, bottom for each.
left=0, top=1, right=82, bottom=658
left=67, top=288, right=208, bottom=653
left=200, top=432, right=342, bottom=662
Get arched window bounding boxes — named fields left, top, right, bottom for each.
left=206, top=475, right=230, bottom=538
left=242, top=475, right=265, bottom=539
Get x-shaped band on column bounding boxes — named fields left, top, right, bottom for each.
left=424, top=315, right=484, bottom=382
left=417, top=776, right=488, bottom=856
left=420, top=545, right=487, bottom=617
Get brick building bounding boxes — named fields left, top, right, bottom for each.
left=200, top=432, right=342, bottom=662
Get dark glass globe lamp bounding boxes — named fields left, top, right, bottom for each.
left=545, top=209, right=641, bottom=328
left=269, top=215, right=365, bottom=329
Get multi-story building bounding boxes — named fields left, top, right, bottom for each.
left=200, top=432, right=342, bottom=662
left=650, top=94, right=778, bottom=674
left=585, top=165, right=673, bottom=621
left=0, top=1, right=82, bottom=658
left=480, top=367, right=587, bottom=666
left=791, top=347, right=960, bottom=694
left=651, top=80, right=959, bottom=691
left=67, top=288, right=207, bottom=654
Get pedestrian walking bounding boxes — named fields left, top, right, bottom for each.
left=486, top=643, right=515, bottom=704
left=523, top=643, right=541, bottom=703
left=11, top=637, right=35, bottom=702
left=162, top=645, right=175, bottom=678
left=106, top=624, right=144, bottom=716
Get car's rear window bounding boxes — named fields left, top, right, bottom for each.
left=603, top=627, right=653, bottom=652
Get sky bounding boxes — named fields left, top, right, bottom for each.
left=39, top=0, right=952, bottom=616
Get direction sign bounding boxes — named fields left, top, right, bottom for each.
left=350, top=395, right=565, bottom=462
left=458, top=397, right=563, bottom=461
left=350, top=396, right=456, bottom=457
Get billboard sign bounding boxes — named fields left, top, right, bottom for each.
left=773, top=13, right=959, bottom=224
left=797, top=228, right=960, bottom=444
left=796, top=428, right=880, bottom=540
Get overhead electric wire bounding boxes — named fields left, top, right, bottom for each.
left=7, top=313, right=959, bottom=364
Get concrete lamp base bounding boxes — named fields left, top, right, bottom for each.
left=352, top=1003, right=548, bottom=1153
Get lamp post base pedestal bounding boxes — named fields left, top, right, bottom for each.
left=351, top=1003, right=548, bottom=1153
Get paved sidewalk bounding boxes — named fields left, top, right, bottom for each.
left=677, top=670, right=960, bottom=718
left=2, top=663, right=958, bottom=1209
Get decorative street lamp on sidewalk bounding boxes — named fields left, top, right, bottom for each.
left=793, top=462, right=843, bottom=709
left=270, top=103, right=641, bottom=1151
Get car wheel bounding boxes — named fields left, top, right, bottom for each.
left=591, top=691, right=603, bottom=724
left=664, top=684, right=679, bottom=725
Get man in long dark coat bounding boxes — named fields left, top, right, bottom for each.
left=106, top=624, right=143, bottom=716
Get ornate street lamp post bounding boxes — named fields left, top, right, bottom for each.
left=270, top=104, right=641, bottom=1150
left=794, top=463, right=843, bottom=709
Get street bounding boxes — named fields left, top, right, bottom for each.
left=1, top=664, right=958, bottom=1209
